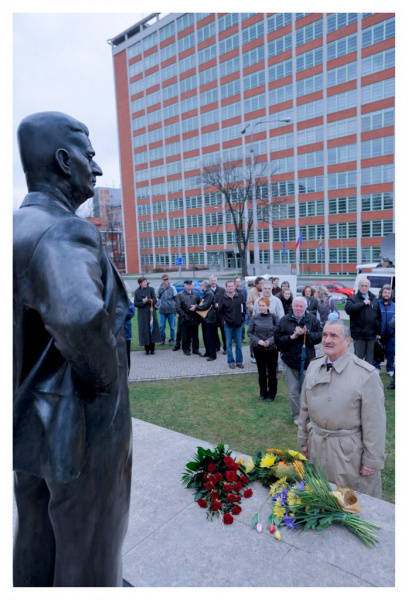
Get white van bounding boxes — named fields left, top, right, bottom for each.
left=353, top=268, right=395, bottom=297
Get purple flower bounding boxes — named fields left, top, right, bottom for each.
left=283, top=515, right=298, bottom=530
left=296, top=481, right=306, bottom=491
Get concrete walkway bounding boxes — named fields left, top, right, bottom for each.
left=123, top=418, right=394, bottom=587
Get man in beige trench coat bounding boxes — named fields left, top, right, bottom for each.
left=297, top=320, right=386, bottom=498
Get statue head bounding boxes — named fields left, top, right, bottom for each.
left=17, top=111, right=103, bottom=210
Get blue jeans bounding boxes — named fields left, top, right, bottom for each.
left=159, top=312, right=175, bottom=342
left=224, top=324, right=243, bottom=365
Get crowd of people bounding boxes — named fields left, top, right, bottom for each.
left=127, top=273, right=393, bottom=499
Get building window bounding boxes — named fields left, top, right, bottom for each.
left=273, top=249, right=296, bottom=263
left=200, top=87, right=218, bottom=106
left=327, top=89, right=357, bottom=113
left=298, top=176, right=324, bottom=194
left=221, top=79, right=241, bottom=99
left=165, top=141, right=181, bottom=157
left=243, top=93, right=265, bottom=115
left=297, top=125, right=324, bottom=146
left=362, top=17, right=395, bottom=48
left=327, top=116, right=357, bottom=139
left=296, top=47, right=323, bottom=72
left=128, top=41, right=141, bottom=59
left=243, top=71, right=265, bottom=91
left=361, top=164, right=394, bottom=185
left=198, top=43, right=217, bottom=64
left=197, top=21, right=216, bottom=44
left=179, top=74, right=197, bottom=94
left=242, top=21, right=264, bottom=45
left=185, top=195, right=203, bottom=209
left=139, top=237, right=153, bottom=249
left=327, top=143, right=357, bottom=164
left=218, top=13, right=239, bottom=32
left=274, top=203, right=295, bottom=220
left=361, top=246, right=381, bottom=262
left=164, top=122, right=180, bottom=138
left=188, top=252, right=205, bottom=265
left=268, top=33, right=292, bottom=58
left=177, top=13, right=195, bottom=32
left=299, top=200, right=324, bottom=217
left=269, top=83, right=293, bottom=104
left=160, top=42, right=176, bottom=61
left=163, top=102, right=179, bottom=120
left=207, top=232, right=224, bottom=245
left=178, top=32, right=196, bottom=52
left=269, top=58, right=292, bottom=82
left=273, top=226, right=296, bottom=242
left=242, top=46, right=265, bottom=69
left=329, top=222, right=357, bottom=239
left=296, top=19, right=323, bottom=46
left=159, top=21, right=175, bottom=42
left=361, top=78, right=395, bottom=104
left=361, top=219, right=393, bottom=238
left=129, top=60, right=143, bottom=78
left=150, top=145, right=164, bottom=161
left=329, top=247, right=357, bottom=263
left=219, top=33, right=240, bottom=55
left=183, top=136, right=200, bottom=152
left=137, top=203, right=151, bottom=216
left=154, top=218, right=168, bottom=231
left=298, top=150, right=324, bottom=170
left=272, top=133, right=294, bottom=151
left=168, top=198, right=184, bottom=211
left=327, top=62, right=357, bottom=87
left=187, top=214, right=203, bottom=227
left=179, top=53, right=196, bottom=73
left=362, top=48, right=395, bottom=76
left=328, top=195, right=357, bottom=214
left=297, top=73, right=323, bottom=97
left=361, top=191, right=394, bottom=211
left=327, top=33, right=357, bottom=61
left=143, top=31, right=157, bottom=51
left=267, top=13, right=292, bottom=32
left=297, top=99, right=324, bottom=122
left=202, top=108, right=220, bottom=126
left=361, top=107, right=394, bottom=132
left=328, top=170, right=357, bottom=189
left=273, top=156, right=295, bottom=174
left=327, top=13, right=358, bottom=33
left=362, top=136, right=394, bottom=159
left=139, top=220, right=152, bottom=232
left=220, top=56, right=240, bottom=78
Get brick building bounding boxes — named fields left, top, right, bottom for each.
left=92, top=187, right=125, bottom=272
left=110, top=12, right=395, bottom=275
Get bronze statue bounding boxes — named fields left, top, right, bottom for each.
left=13, top=112, right=132, bottom=586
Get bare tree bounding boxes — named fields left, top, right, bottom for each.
left=201, top=158, right=283, bottom=276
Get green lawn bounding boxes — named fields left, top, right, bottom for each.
left=129, top=371, right=395, bottom=503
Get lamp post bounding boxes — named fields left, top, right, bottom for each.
left=241, top=118, right=291, bottom=274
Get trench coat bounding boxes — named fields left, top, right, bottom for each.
left=134, top=286, right=161, bottom=345
left=297, top=351, right=386, bottom=498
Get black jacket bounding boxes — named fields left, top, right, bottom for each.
left=218, top=291, right=246, bottom=328
left=195, top=289, right=217, bottom=324
left=275, top=311, right=322, bottom=370
left=305, top=296, right=319, bottom=316
left=175, top=289, right=201, bottom=325
left=345, top=291, right=381, bottom=340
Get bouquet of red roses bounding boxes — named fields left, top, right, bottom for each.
left=182, top=443, right=253, bottom=525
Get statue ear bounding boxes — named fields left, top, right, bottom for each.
left=55, top=148, right=70, bottom=176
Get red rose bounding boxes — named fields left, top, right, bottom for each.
left=224, top=456, right=232, bottom=465
left=243, top=488, right=253, bottom=498
left=204, top=481, right=214, bottom=490
left=223, top=513, right=234, bottom=525
left=223, top=483, right=233, bottom=492
left=210, top=490, right=219, bottom=501
left=197, top=498, right=207, bottom=508
left=233, top=481, right=242, bottom=492
left=240, top=475, right=249, bottom=485
left=214, top=472, right=223, bottom=483
left=202, top=473, right=208, bottom=481
left=211, top=500, right=222, bottom=511
left=232, top=505, right=242, bottom=515
left=226, top=470, right=238, bottom=482
left=207, top=463, right=217, bottom=472
left=226, top=493, right=236, bottom=503
left=231, top=462, right=240, bottom=471
left=208, top=474, right=216, bottom=484
left=235, top=496, right=241, bottom=503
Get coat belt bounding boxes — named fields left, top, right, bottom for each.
left=311, top=421, right=361, bottom=438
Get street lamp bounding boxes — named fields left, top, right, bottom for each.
left=241, top=118, right=291, bottom=274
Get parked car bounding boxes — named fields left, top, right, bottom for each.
left=172, top=279, right=204, bottom=297
left=311, top=281, right=354, bottom=297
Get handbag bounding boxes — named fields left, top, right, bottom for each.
left=374, top=340, right=385, bottom=363
left=196, top=298, right=211, bottom=319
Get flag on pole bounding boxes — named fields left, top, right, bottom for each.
left=295, top=231, right=303, bottom=251
left=282, top=233, right=286, bottom=255
left=318, top=228, right=323, bottom=253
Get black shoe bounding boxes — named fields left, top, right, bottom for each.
left=223, top=350, right=227, bottom=355
left=172, top=346, right=180, bottom=351
left=207, top=357, right=216, bottom=361
left=145, top=351, right=149, bottom=355
left=150, top=351, right=155, bottom=355
left=259, top=395, right=267, bottom=401
left=266, top=397, right=275, bottom=402
left=183, top=351, right=191, bottom=356
left=193, top=351, right=203, bottom=356
left=216, top=347, right=221, bottom=352
left=387, top=382, right=395, bottom=390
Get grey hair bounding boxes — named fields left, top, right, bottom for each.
left=324, top=320, right=350, bottom=338
left=262, top=280, right=273, bottom=288
left=201, top=280, right=211, bottom=290
left=293, top=296, right=307, bottom=308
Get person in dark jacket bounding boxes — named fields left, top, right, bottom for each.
left=374, top=284, right=395, bottom=375
left=194, top=280, right=217, bottom=361
left=218, top=280, right=246, bottom=368
left=281, top=289, right=293, bottom=315
left=175, top=280, right=202, bottom=356
left=157, top=273, right=177, bottom=345
left=248, top=297, right=280, bottom=401
left=134, top=277, right=161, bottom=355
left=314, top=286, right=339, bottom=326
left=275, top=296, right=322, bottom=425
left=209, top=275, right=227, bottom=354
left=302, top=285, right=319, bottom=316
left=345, top=278, right=381, bottom=364
left=124, top=298, right=135, bottom=373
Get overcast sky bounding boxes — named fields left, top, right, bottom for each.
left=12, top=12, right=147, bottom=209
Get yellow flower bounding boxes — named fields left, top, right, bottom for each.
left=273, top=502, right=286, bottom=520
left=288, top=450, right=307, bottom=461
left=260, top=453, right=276, bottom=469
left=269, top=477, right=287, bottom=496
left=246, top=458, right=255, bottom=473
left=236, top=457, right=245, bottom=465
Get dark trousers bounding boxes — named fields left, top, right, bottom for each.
left=175, top=318, right=182, bottom=346
left=201, top=321, right=217, bottom=359
left=181, top=323, right=199, bottom=352
left=126, top=339, right=131, bottom=372
left=253, top=347, right=279, bottom=399
left=354, top=338, right=376, bottom=364
left=215, top=319, right=226, bottom=351
left=144, top=343, right=155, bottom=354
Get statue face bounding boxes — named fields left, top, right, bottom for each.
left=67, top=132, right=102, bottom=202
